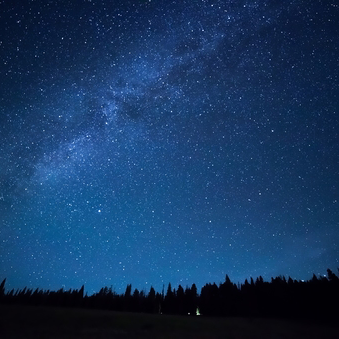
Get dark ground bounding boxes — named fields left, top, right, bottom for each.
left=0, top=304, right=338, bottom=339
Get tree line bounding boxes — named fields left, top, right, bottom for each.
left=1, top=269, right=339, bottom=321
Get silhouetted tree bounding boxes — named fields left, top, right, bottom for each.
left=0, top=278, right=6, bottom=300
left=146, top=286, right=157, bottom=313
left=123, top=284, right=132, bottom=311
left=200, top=283, right=219, bottom=316
left=175, top=284, right=186, bottom=314
left=125, top=284, right=132, bottom=298
left=327, top=269, right=338, bottom=282
left=184, top=284, right=198, bottom=315
left=163, top=283, right=175, bottom=314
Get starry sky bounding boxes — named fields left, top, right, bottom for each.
left=0, top=0, right=338, bottom=295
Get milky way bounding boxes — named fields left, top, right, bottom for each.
left=1, top=0, right=338, bottom=294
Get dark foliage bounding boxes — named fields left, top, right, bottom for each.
left=1, top=269, right=339, bottom=321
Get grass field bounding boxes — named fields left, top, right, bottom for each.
left=0, top=304, right=338, bottom=338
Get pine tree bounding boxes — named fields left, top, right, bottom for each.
left=0, top=278, right=6, bottom=298
left=125, top=284, right=132, bottom=298
left=327, top=269, right=339, bottom=282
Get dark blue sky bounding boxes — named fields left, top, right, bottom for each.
left=1, top=0, right=338, bottom=295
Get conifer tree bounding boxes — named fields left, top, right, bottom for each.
left=0, top=278, right=6, bottom=298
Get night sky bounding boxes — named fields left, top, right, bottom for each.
left=1, top=0, right=338, bottom=295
